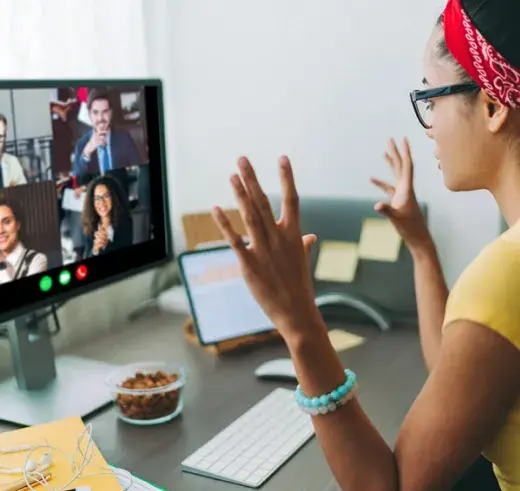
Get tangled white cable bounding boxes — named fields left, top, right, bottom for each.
left=0, top=423, right=134, bottom=491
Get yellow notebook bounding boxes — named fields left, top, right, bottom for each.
left=0, top=416, right=121, bottom=490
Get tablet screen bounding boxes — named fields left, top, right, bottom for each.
left=179, top=247, right=274, bottom=344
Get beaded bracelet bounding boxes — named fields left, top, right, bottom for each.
left=293, top=369, right=358, bottom=415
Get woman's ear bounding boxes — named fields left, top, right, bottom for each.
left=481, top=91, right=510, bottom=133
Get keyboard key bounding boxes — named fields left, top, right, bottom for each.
left=181, top=388, right=315, bottom=488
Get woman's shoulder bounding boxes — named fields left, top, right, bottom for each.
left=443, top=225, right=520, bottom=349
left=31, top=250, right=47, bottom=264
left=25, top=248, right=47, bottom=261
left=466, top=221, right=520, bottom=278
left=23, top=249, right=47, bottom=274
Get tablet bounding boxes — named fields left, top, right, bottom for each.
left=178, top=246, right=275, bottom=345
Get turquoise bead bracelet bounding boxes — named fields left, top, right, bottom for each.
left=294, top=369, right=357, bottom=415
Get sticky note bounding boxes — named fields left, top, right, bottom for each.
left=328, top=329, right=366, bottom=352
left=314, top=241, right=359, bottom=283
left=358, top=218, right=402, bottom=262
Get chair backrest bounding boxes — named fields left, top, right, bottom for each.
left=268, top=194, right=427, bottom=321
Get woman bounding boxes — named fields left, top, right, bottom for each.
left=0, top=199, right=47, bottom=284
left=211, top=0, right=520, bottom=489
left=82, top=175, right=133, bottom=257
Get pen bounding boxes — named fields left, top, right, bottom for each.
left=0, top=470, right=52, bottom=491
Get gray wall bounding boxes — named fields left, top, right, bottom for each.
left=0, top=88, right=53, bottom=140
left=12, top=89, right=53, bottom=139
left=0, top=90, right=15, bottom=140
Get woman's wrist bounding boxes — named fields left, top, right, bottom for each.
left=284, top=317, right=347, bottom=399
left=275, top=306, right=328, bottom=348
left=409, top=236, right=437, bottom=262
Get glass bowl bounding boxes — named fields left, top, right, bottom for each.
left=106, top=361, right=187, bottom=425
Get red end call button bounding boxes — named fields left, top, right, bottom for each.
left=76, top=265, right=88, bottom=281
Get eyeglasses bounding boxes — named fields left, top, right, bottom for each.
left=410, top=82, right=481, bottom=129
left=94, top=193, right=111, bottom=203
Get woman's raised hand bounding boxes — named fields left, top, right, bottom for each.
left=370, top=138, right=432, bottom=253
left=212, top=156, right=321, bottom=340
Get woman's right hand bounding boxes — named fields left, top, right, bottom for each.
left=370, top=138, right=433, bottom=254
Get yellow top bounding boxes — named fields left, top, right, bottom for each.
left=443, top=221, right=520, bottom=491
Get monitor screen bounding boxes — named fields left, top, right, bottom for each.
left=178, top=247, right=274, bottom=345
left=0, top=80, right=171, bottom=320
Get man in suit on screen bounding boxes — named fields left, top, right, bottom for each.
left=72, top=88, right=141, bottom=176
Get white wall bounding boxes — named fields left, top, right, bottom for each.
left=0, top=0, right=152, bottom=374
left=145, top=0, right=501, bottom=288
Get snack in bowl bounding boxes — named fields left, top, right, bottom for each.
left=106, top=362, right=187, bottom=425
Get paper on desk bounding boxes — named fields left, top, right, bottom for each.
left=358, top=218, right=402, bottom=262
left=62, top=188, right=86, bottom=213
left=328, top=329, right=366, bottom=352
left=0, top=417, right=121, bottom=491
left=314, top=241, right=359, bottom=283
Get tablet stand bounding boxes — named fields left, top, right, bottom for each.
left=182, top=317, right=282, bottom=356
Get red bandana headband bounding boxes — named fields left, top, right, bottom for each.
left=442, top=0, right=520, bottom=109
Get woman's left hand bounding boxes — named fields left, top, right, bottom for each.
left=212, top=156, right=322, bottom=341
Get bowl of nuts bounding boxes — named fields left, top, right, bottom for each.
left=106, top=361, right=187, bottom=425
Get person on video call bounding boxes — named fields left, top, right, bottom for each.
left=82, top=175, right=133, bottom=257
left=73, top=88, right=141, bottom=177
left=0, top=199, right=47, bottom=284
left=0, top=114, right=27, bottom=188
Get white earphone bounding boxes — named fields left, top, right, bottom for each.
left=0, top=424, right=134, bottom=491
left=0, top=446, right=53, bottom=474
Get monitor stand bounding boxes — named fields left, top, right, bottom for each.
left=0, top=312, right=117, bottom=427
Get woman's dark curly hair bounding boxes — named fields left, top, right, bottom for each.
left=81, top=175, right=130, bottom=236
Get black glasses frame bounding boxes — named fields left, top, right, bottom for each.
left=410, top=82, right=481, bottom=129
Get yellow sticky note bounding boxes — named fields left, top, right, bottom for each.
left=314, top=241, right=359, bottom=283
left=358, top=218, right=402, bottom=262
left=328, top=329, right=366, bottom=352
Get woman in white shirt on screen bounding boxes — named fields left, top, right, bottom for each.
left=0, top=199, right=47, bottom=284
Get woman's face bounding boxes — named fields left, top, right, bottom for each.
left=0, top=205, right=20, bottom=255
left=93, top=184, right=112, bottom=219
left=422, top=27, right=502, bottom=192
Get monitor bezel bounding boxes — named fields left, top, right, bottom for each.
left=0, top=79, right=173, bottom=323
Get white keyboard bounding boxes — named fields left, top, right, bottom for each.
left=181, top=388, right=315, bottom=488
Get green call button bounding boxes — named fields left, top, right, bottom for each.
left=59, top=270, right=71, bottom=286
left=39, top=275, right=53, bottom=292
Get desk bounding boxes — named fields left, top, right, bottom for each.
left=0, top=309, right=427, bottom=491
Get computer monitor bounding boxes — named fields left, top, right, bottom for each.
left=0, top=80, right=172, bottom=426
